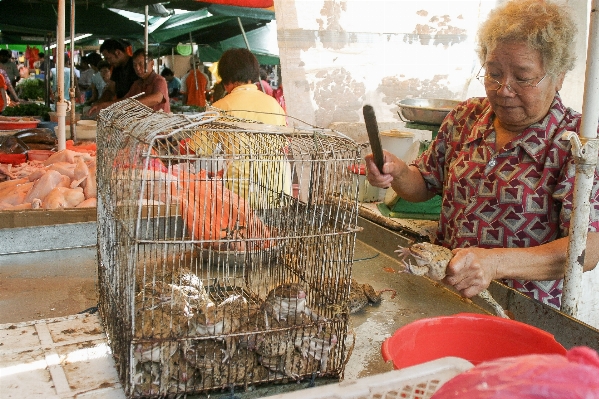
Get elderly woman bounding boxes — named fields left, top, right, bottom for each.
left=365, top=0, right=599, bottom=310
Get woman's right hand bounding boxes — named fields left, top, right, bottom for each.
left=364, top=150, right=405, bottom=188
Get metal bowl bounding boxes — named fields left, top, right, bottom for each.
left=397, top=98, right=461, bottom=125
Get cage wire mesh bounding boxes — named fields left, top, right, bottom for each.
left=96, top=99, right=363, bottom=397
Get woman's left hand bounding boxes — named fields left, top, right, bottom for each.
left=443, top=247, right=499, bottom=298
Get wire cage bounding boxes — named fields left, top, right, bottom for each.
left=96, top=99, right=363, bottom=397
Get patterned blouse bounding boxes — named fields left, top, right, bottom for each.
left=415, top=95, right=599, bottom=309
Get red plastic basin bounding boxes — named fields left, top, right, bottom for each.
left=381, top=313, right=567, bottom=369
left=0, top=120, right=39, bottom=130
left=0, top=153, right=27, bottom=165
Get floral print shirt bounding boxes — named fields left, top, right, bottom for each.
left=415, top=95, right=599, bottom=309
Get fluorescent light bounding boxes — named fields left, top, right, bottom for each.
left=49, top=34, right=93, bottom=49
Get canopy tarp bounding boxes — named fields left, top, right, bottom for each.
left=193, top=0, right=273, bottom=7
left=147, top=4, right=274, bottom=45
left=197, top=45, right=278, bottom=64
left=0, top=0, right=279, bottom=63
left=0, top=0, right=145, bottom=43
left=214, top=22, right=278, bottom=63
left=142, top=4, right=276, bottom=62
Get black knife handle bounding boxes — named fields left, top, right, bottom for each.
left=363, top=105, right=384, bottom=172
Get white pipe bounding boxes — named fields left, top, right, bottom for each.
left=561, top=0, right=599, bottom=317
left=56, top=0, right=66, bottom=151
left=69, top=0, right=76, bottom=141
left=579, top=0, right=599, bottom=140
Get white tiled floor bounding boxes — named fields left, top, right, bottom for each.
left=0, top=313, right=126, bottom=399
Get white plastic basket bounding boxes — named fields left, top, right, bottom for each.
left=264, top=357, right=473, bottom=399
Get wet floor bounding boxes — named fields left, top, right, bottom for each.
left=0, top=247, right=98, bottom=324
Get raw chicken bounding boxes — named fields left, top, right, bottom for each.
left=0, top=164, right=16, bottom=180
left=76, top=197, right=97, bottom=208
left=42, top=186, right=85, bottom=209
left=44, top=149, right=92, bottom=166
left=0, top=178, right=34, bottom=206
left=28, top=168, right=46, bottom=181
left=0, top=143, right=99, bottom=209
left=48, top=162, right=76, bottom=180
left=24, top=170, right=70, bottom=203
left=83, top=162, right=97, bottom=199
left=0, top=202, right=34, bottom=210
left=70, top=157, right=89, bottom=188
left=11, top=161, right=46, bottom=179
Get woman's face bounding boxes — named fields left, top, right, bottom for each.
left=483, top=42, right=565, bottom=133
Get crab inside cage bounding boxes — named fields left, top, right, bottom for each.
left=96, top=99, right=363, bottom=397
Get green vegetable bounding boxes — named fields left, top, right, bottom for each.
left=2, top=103, right=51, bottom=119
left=15, top=78, right=46, bottom=101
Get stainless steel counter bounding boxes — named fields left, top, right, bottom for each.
left=1, top=216, right=598, bottom=399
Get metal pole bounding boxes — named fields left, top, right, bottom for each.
left=189, top=32, right=198, bottom=91
left=156, top=44, right=160, bottom=73
left=44, top=33, right=52, bottom=108
left=145, top=5, right=149, bottom=75
left=237, top=17, right=265, bottom=93
left=561, top=0, right=599, bottom=317
left=56, top=0, right=66, bottom=151
left=171, top=47, right=175, bottom=71
left=69, top=0, right=76, bottom=141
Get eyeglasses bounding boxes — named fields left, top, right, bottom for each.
left=476, top=65, right=547, bottom=96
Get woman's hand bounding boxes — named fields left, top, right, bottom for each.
left=364, top=150, right=404, bottom=188
left=443, top=247, right=499, bottom=298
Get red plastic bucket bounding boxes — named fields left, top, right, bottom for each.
left=381, top=313, right=567, bottom=369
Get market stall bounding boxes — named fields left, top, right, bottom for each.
left=1, top=0, right=599, bottom=398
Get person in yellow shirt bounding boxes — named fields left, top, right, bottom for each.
left=211, top=48, right=286, bottom=126
left=191, top=48, right=290, bottom=209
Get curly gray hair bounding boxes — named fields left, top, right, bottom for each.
left=476, top=0, right=577, bottom=77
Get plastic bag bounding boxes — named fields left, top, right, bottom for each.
left=432, top=346, right=599, bottom=398
left=0, top=135, right=28, bottom=154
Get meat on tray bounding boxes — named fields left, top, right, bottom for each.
left=0, top=147, right=97, bottom=210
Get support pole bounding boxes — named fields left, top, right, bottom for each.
left=69, top=0, right=76, bottom=141
left=238, top=17, right=265, bottom=93
left=561, top=0, right=599, bottom=317
left=145, top=5, right=149, bottom=75
left=189, top=33, right=198, bottom=91
left=44, top=33, right=52, bottom=108
left=56, top=0, right=66, bottom=151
